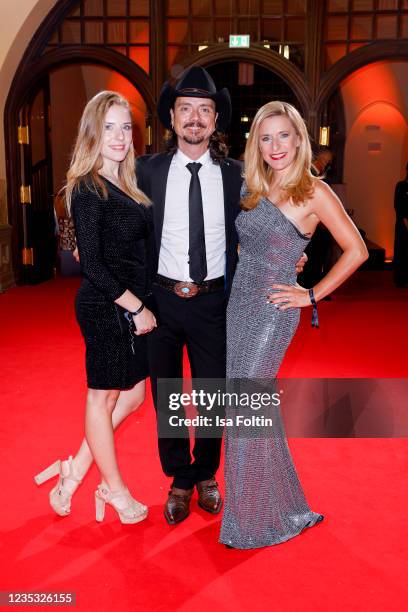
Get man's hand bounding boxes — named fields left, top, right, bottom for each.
left=72, top=247, right=79, bottom=263
left=295, top=252, right=308, bottom=274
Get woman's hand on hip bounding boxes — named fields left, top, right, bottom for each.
left=267, top=283, right=310, bottom=311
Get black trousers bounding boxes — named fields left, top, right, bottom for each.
left=147, top=284, right=226, bottom=489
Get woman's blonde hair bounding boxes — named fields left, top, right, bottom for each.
left=242, top=101, right=315, bottom=210
left=64, top=90, right=149, bottom=210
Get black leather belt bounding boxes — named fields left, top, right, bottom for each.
left=154, top=274, right=224, bottom=298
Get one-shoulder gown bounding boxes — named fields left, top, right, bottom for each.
left=220, top=193, right=324, bottom=549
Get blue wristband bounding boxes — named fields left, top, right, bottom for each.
left=309, top=288, right=319, bottom=328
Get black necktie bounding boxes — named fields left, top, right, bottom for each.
left=186, top=162, right=207, bottom=284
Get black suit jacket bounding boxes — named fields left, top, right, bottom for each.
left=136, top=152, right=243, bottom=295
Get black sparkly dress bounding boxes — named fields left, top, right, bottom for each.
left=71, top=178, right=152, bottom=390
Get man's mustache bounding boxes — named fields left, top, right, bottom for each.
left=183, top=121, right=206, bottom=129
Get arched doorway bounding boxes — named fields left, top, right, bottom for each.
left=9, top=60, right=152, bottom=284
left=205, top=61, right=302, bottom=159
left=5, top=0, right=155, bottom=284
left=339, top=60, right=408, bottom=261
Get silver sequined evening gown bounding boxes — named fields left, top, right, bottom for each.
left=219, top=193, right=323, bottom=549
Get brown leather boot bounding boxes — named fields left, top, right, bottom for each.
left=196, top=478, right=222, bottom=514
left=164, top=487, right=194, bottom=525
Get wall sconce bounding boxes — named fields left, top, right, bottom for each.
left=241, top=115, right=249, bottom=123
left=262, top=40, right=271, bottom=49
left=319, top=126, right=330, bottom=147
left=198, top=45, right=208, bottom=51
left=278, top=44, right=290, bottom=59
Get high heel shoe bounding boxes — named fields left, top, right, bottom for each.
left=34, top=456, right=82, bottom=517
left=95, top=484, right=148, bottom=525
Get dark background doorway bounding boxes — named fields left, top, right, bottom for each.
left=206, top=61, right=300, bottom=159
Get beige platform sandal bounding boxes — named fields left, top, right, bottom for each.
left=34, top=456, right=82, bottom=516
left=95, top=484, right=148, bottom=524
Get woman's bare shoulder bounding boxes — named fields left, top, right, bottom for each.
left=310, top=179, right=341, bottom=210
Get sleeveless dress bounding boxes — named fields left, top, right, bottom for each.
left=219, top=192, right=323, bottom=549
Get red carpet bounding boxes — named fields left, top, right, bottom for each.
left=1, top=272, right=407, bottom=611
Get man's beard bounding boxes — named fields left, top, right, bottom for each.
left=180, top=121, right=207, bottom=145
left=181, top=134, right=205, bottom=145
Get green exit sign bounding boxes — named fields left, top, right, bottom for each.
left=229, top=34, right=250, bottom=48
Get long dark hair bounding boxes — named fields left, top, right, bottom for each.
left=163, top=129, right=229, bottom=162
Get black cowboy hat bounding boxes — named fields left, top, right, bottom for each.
left=157, top=66, right=232, bottom=133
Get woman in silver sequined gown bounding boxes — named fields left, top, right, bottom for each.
left=220, top=102, right=368, bottom=549
left=220, top=194, right=323, bottom=549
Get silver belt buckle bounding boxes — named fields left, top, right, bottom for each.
left=174, top=281, right=199, bottom=298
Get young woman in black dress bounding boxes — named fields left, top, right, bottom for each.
left=35, top=91, right=156, bottom=524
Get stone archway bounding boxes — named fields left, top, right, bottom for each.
left=179, top=46, right=311, bottom=121
left=316, top=40, right=408, bottom=115
left=4, top=1, right=156, bottom=282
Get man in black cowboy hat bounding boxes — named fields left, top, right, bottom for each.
left=137, top=66, right=305, bottom=525
left=136, top=66, right=242, bottom=524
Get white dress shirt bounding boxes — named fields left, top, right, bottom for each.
left=158, top=149, right=226, bottom=282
